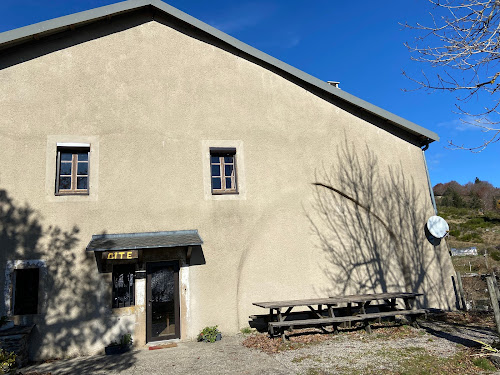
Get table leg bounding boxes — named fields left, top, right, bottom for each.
left=381, top=298, right=397, bottom=323
left=347, top=302, right=352, bottom=328
left=364, top=319, right=372, bottom=334
left=358, top=302, right=365, bottom=314
left=404, top=297, right=415, bottom=310
left=405, top=298, right=419, bottom=327
left=268, top=308, right=275, bottom=336
left=277, top=308, right=286, bottom=342
left=327, top=304, right=336, bottom=331
left=333, top=324, right=339, bottom=335
left=327, top=304, right=334, bottom=318
left=360, top=302, right=372, bottom=330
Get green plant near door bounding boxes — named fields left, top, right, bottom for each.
left=0, top=349, right=16, bottom=374
left=104, top=333, right=133, bottom=355
left=197, top=326, right=221, bottom=343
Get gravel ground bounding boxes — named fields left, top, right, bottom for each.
left=273, top=327, right=466, bottom=374
left=244, top=317, right=500, bottom=375
left=21, top=335, right=290, bottom=375
left=20, top=317, right=500, bottom=375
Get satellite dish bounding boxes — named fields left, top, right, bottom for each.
left=427, top=216, right=449, bottom=238
left=425, top=216, right=449, bottom=246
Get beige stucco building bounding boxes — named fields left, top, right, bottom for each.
left=0, top=0, right=456, bottom=360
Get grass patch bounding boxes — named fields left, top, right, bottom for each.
left=374, top=346, right=426, bottom=362
left=457, top=232, right=483, bottom=243
left=304, top=367, right=329, bottom=375
left=292, top=354, right=312, bottom=363
left=337, top=348, right=490, bottom=375
left=360, top=324, right=422, bottom=341
left=438, top=205, right=500, bottom=247
left=309, top=346, right=480, bottom=375
left=385, top=349, right=490, bottom=375
left=291, top=354, right=322, bottom=364
left=438, top=207, right=471, bottom=220
left=472, top=357, right=496, bottom=371
left=240, top=327, right=252, bottom=334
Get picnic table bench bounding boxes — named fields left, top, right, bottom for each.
left=253, top=292, right=427, bottom=341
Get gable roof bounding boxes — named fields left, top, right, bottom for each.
left=0, top=0, right=438, bottom=145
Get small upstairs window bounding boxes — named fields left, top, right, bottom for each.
left=210, top=149, right=237, bottom=194
left=56, top=146, right=90, bottom=195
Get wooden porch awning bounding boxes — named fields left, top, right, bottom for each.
left=86, top=230, right=203, bottom=252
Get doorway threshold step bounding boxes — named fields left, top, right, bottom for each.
left=148, top=342, right=178, bottom=350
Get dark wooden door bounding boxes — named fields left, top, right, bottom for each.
left=146, top=261, right=180, bottom=342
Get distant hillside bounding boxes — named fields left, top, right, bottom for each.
left=433, top=179, right=500, bottom=211
left=433, top=180, right=500, bottom=270
left=434, top=181, right=500, bottom=299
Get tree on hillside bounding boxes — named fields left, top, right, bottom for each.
left=433, top=182, right=447, bottom=196
left=405, top=0, right=500, bottom=151
left=469, top=192, right=483, bottom=209
left=469, top=180, right=498, bottom=209
left=441, top=180, right=466, bottom=195
left=441, top=188, right=466, bottom=208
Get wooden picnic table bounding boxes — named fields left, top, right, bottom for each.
left=253, top=292, right=426, bottom=341
left=329, top=292, right=422, bottom=315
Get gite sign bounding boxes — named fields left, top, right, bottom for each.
left=102, top=250, right=139, bottom=260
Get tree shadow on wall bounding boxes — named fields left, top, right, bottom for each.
left=0, top=187, right=136, bottom=372
left=307, top=141, right=453, bottom=309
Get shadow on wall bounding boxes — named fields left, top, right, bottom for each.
left=0, top=187, right=136, bottom=369
left=308, top=140, right=453, bottom=309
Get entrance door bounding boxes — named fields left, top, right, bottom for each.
left=146, top=261, right=180, bottom=342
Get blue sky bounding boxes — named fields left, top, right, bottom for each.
left=1, top=0, right=498, bottom=187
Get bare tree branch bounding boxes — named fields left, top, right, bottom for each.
left=405, top=0, right=500, bottom=150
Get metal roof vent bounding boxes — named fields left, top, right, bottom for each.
left=327, top=81, right=340, bottom=88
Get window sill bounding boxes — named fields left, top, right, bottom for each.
left=55, top=192, right=90, bottom=196
left=211, top=191, right=239, bottom=196
left=111, top=306, right=137, bottom=316
left=12, top=313, right=39, bottom=317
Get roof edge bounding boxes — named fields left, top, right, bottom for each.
left=86, top=229, right=204, bottom=252
left=0, top=0, right=150, bottom=47
left=90, top=229, right=202, bottom=241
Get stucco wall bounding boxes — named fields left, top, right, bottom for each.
left=0, top=16, right=456, bottom=359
